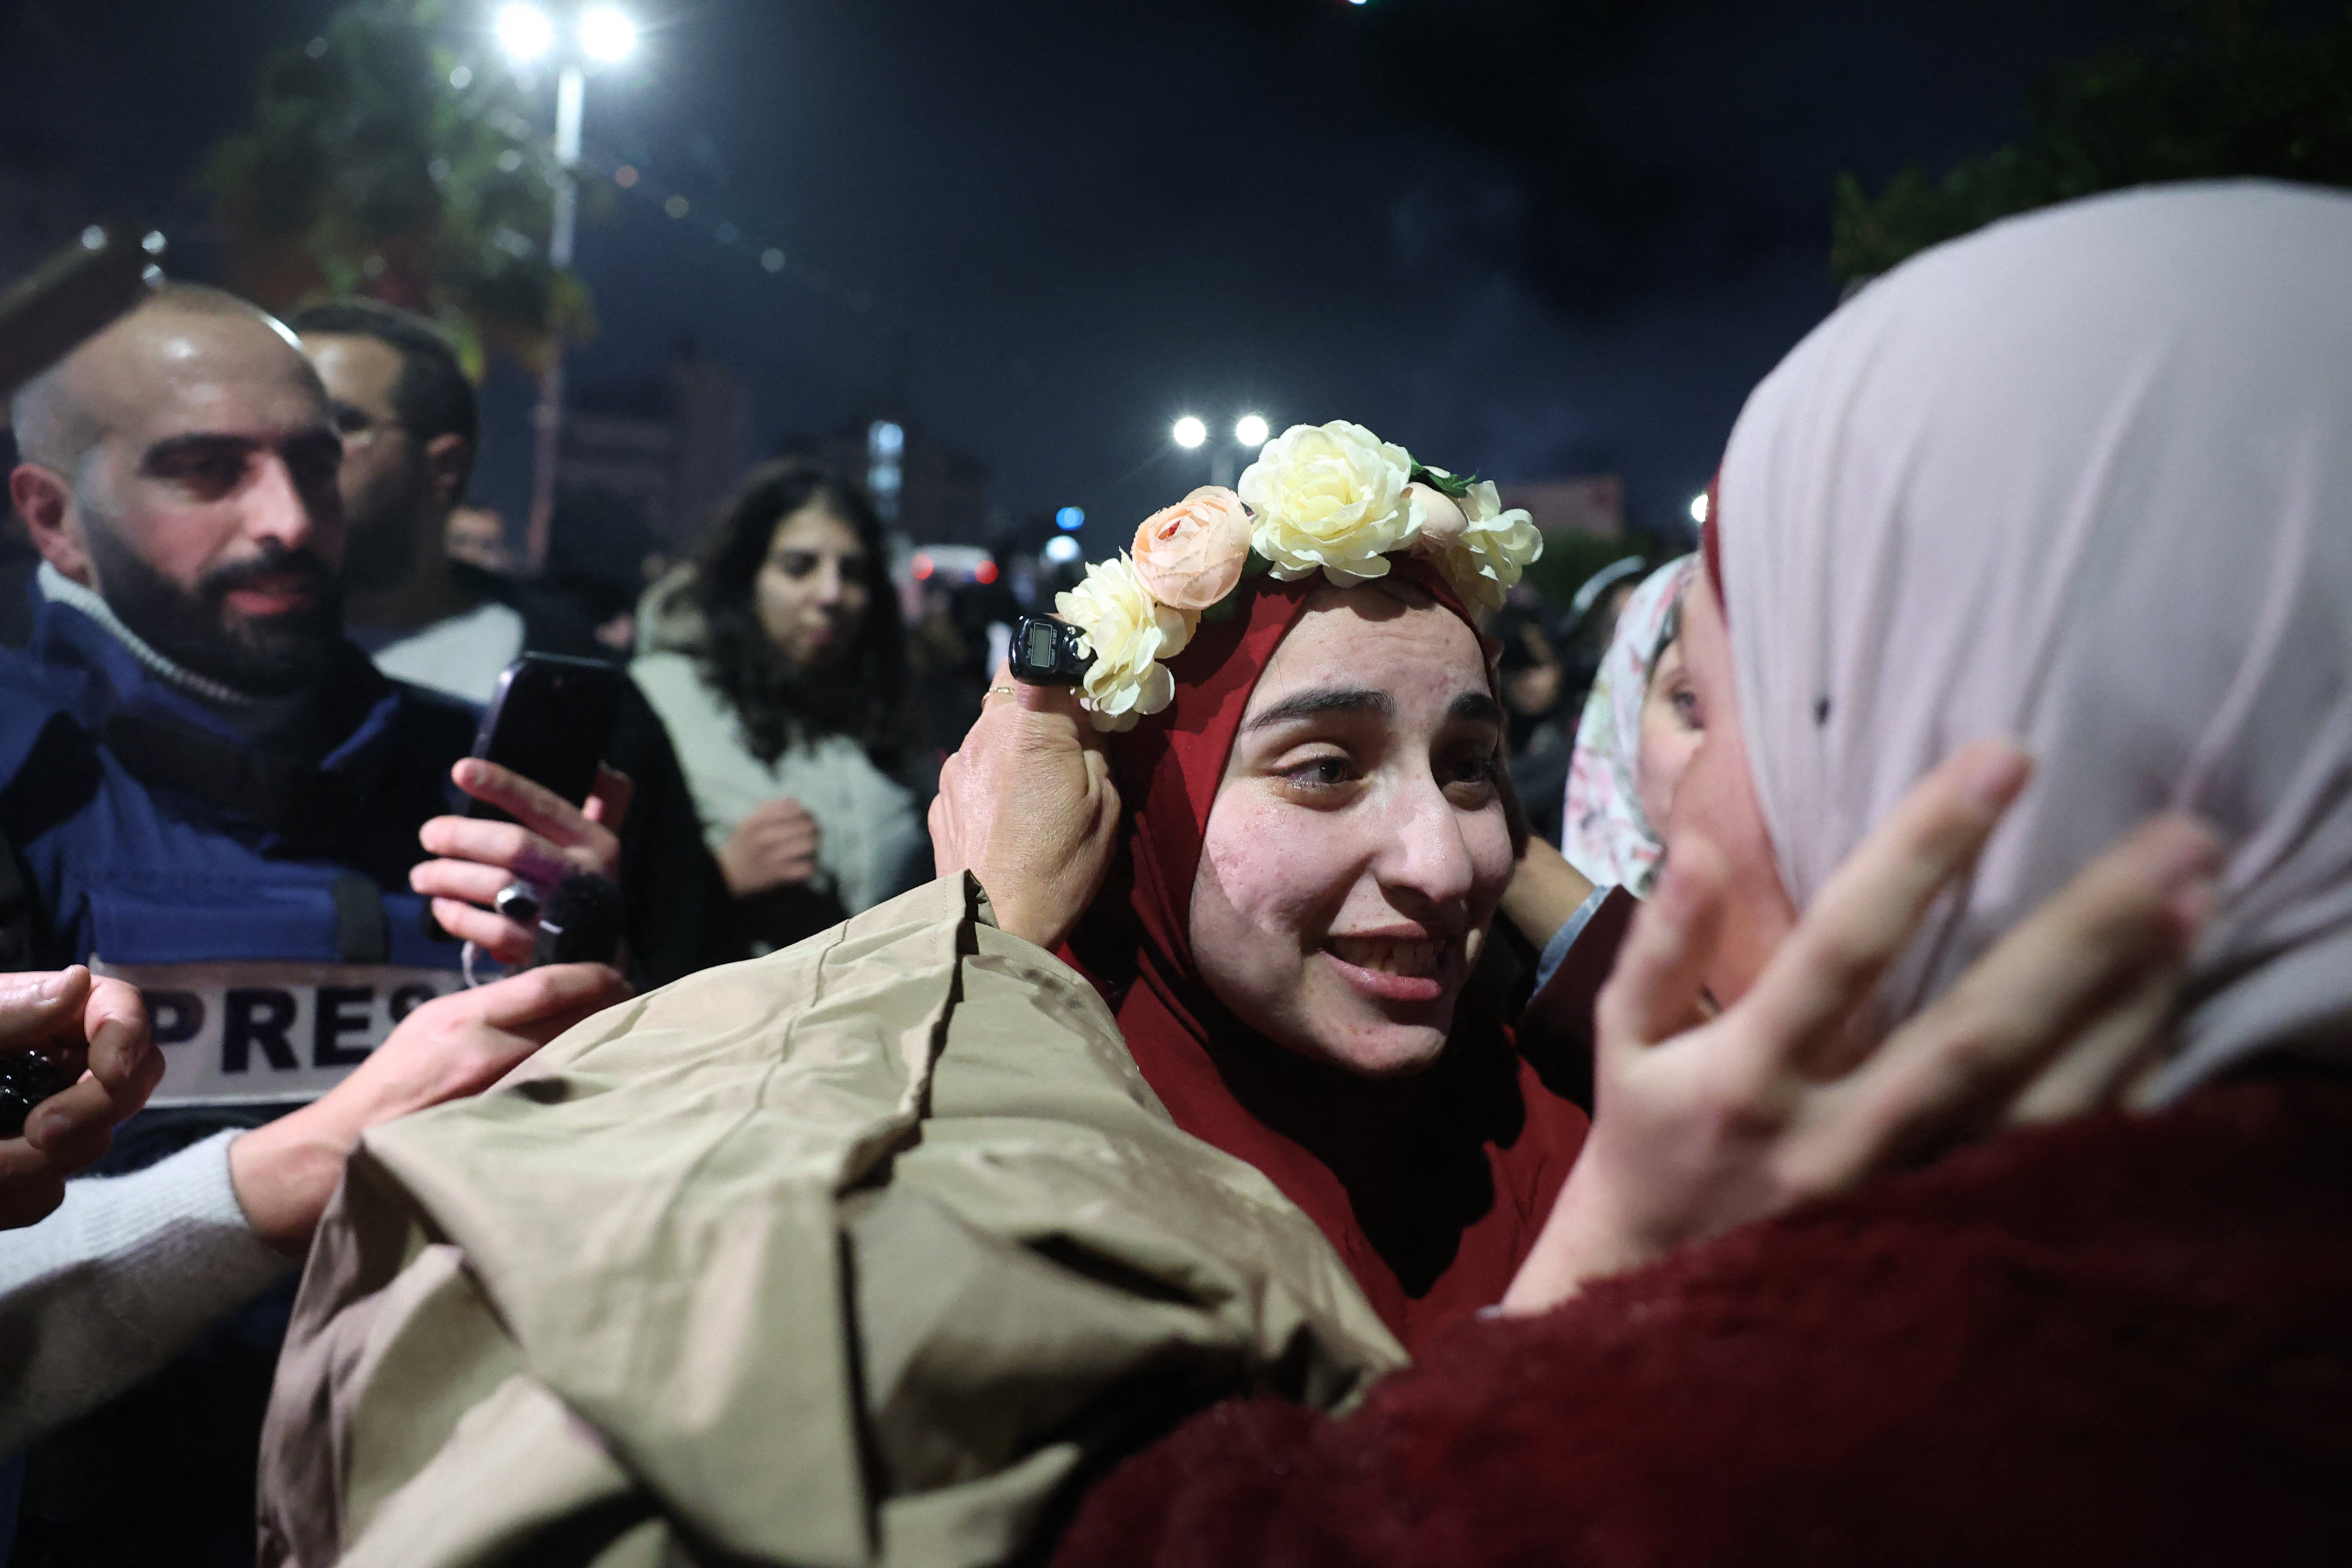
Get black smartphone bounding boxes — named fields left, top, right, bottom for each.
left=0, top=223, right=160, bottom=402
left=466, top=654, right=628, bottom=821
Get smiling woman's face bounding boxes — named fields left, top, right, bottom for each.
left=1189, top=585, right=1516, bottom=1078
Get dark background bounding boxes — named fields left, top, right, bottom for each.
left=1, top=0, right=2185, bottom=550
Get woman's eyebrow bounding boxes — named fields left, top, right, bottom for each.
left=1242, top=686, right=1393, bottom=734
left=1449, top=691, right=1505, bottom=727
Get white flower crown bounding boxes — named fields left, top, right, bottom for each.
left=1053, top=420, right=1543, bottom=731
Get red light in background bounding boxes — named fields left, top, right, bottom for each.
left=974, top=560, right=999, bottom=584
left=911, top=553, right=934, bottom=579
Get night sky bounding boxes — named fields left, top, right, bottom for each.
left=3, top=0, right=2168, bottom=553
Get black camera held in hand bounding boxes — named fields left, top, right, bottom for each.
left=1009, top=615, right=1089, bottom=686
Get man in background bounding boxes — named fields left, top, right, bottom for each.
left=445, top=501, right=515, bottom=576
left=292, top=298, right=741, bottom=985
left=289, top=300, right=600, bottom=699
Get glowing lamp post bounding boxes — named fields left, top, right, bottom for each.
left=501, top=2, right=638, bottom=571
left=1172, top=410, right=1270, bottom=487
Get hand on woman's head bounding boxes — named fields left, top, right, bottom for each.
left=1188, top=584, right=1516, bottom=1078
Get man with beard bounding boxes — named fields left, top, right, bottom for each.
left=292, top=298, right=740, bottom=984
left=289, top=299, right=595, bottom=700
left=0, top=282, right=632, bottom=1563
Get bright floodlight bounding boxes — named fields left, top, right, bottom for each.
left=1688, top=491, right=1710, bottom=525
left=496, top=2, right=555, bottom=61
left=1234, top=413, right=1271, bottom=448
left=1043, top=535, right=1083, bottom=564
left=580, top=5, right=637, bottom=62
left=1172, top=415, right=1208, bottom=450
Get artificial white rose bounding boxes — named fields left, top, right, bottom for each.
left=1055, top=553, right=1197, bottom=731
left=1433, top=480, right=1543, bottom=615
left=1237, top=420, right=1415, bottom=585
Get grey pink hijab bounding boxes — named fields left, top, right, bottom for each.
left=1715, top=180, right=2352, bottom=1098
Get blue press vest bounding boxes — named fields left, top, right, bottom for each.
left=0, top=593, right=478, bottom=1112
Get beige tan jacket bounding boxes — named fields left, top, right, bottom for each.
left=258, top=876, right=1403, bottom=1568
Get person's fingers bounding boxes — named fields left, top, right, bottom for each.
left=410, top=858, right=525, bottom=908
left=743, top=794, right=812, bottom=827
left=416, top=816, right=576, bottom=886
left=1823, top=812, right=2219, bottom=1175
left=0, top=968, right=91, bottom=1051
left=582, top=765, right=635, bottom=833
left=429, top=897, right=534, bottom=965
left=1740, top=741, right=2031, bottom=1071
left=79, top=975, right=151, bottom=1097
left=466, top=962, right=632, bottom=1035
left=450, top=759, right=601, bottom=849
left=22, top=1072, right=114, bottom=1147
left=1596, top=838, right=1732, bottom=1052
left=21, top=1080, right=116, bottom=1169
left=2004, top=961, right=2184, bottom=1126
left=1012, top=677, right=1086, bottom=716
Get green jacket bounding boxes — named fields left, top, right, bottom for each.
left=259, top=876, right=1404, bottom=1568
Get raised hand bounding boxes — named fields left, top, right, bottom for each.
left=930, top=671, right=1121, bottom=952
left=1503, top=740, right=2220, bottom=1313
left=411, top=760, right=632, bottom=968
left=717, top=796, right=823, bottom=897
left=0, top=968, right=159, bottom=1229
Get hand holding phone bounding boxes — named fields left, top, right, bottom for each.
left=412, top=656, right=634, bottom=970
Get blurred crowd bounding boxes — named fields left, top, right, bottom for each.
left=6, top=178, right=2352, bottom=1568
left=0, top=275, right=1687, bottom=1563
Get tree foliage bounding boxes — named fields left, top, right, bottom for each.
left=202, top=0, right=596, bottom=376
left=1832, top=0, right=2352, bottom=285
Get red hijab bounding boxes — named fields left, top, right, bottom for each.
left=1062, top=564, right=1589, bottom=1352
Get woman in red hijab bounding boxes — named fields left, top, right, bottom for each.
left=1062, top=554, right=1583, bottom=1349
left=940, top=423, right=1576, bottom=1351
left=933, top=418, right=2188, bottom=1354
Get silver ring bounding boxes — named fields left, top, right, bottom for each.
left=493, top=879, right=542, bottom=925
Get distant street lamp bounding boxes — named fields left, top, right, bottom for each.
left=501, top=1, right=640, bottom=572
left=579, top=5, right=638, bottom=61
left=1688, top=491, right=1710, bottom=525
left=1172, top=410, right=1272, bottom=487
left=496, top=3, right=555, bottom=59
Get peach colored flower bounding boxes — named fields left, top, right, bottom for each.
left=1130, top=486, right=1253, bottom=610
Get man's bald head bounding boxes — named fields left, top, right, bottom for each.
left=9, top=282, right=317, bottom=478
left=6, top=281, right=347, bottom=695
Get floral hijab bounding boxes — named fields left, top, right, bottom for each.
left=1561, top=555, right=1697, bottom=897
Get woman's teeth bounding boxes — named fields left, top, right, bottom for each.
left=1327, top=936, right=1440, bottom=977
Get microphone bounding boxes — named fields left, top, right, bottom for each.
left=531, top=872, right=626, bottom=967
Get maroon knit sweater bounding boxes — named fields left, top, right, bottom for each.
left=1052, top=1075, right=2352, bottom=1568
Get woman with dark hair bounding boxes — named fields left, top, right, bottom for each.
left=632, top=456, right=925, bottom=950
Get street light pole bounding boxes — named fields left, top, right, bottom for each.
left=525, top=61, right=584, bottom=575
